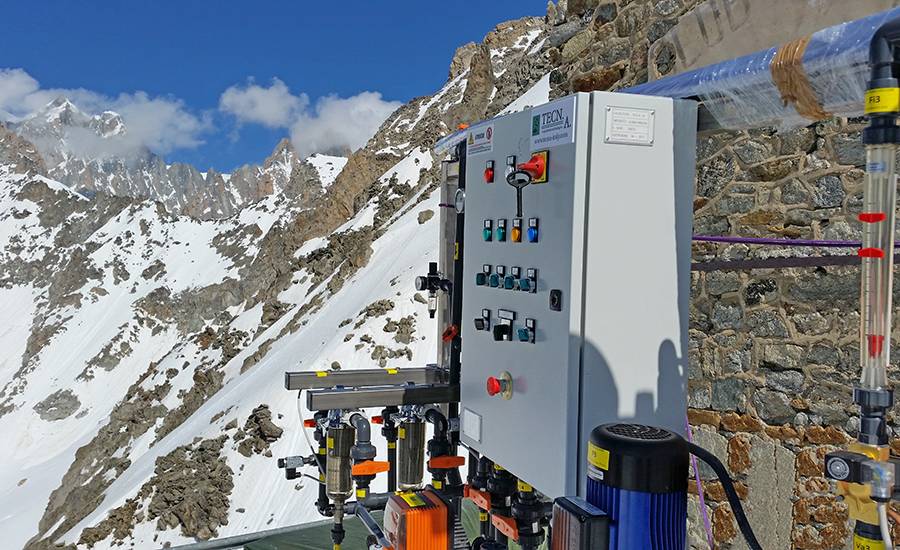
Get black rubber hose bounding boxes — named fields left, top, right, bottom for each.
left=688, top=442, right=762, bottom=550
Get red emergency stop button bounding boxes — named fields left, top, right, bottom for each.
left=518, top=152, right=547, bottom=182
left=486, top=372, right=512, bottom=399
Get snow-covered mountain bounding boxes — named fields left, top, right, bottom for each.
left=9, top=99, right=341, bottom=219
left=0, top=12, right=550, bottom=550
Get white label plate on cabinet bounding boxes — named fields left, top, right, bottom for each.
left=462, top=408, right=482, bottom=442
left=605, top=106, right=655, bottom=146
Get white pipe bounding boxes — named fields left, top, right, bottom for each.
left=879, top=502, right=894, bottom=550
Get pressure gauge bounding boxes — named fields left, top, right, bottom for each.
left=454, top=188, right=466, bottom=213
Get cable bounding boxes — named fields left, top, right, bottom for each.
left=303, top=473, right=325, bottom=484
left=687, top=442, right=763, bottom=550
left=685, top=416, right=714, bottom=549
left=880, top=502, right=895, bottom=550
left=297, top=391, right=324, bottom=474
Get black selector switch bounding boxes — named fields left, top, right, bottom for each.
left=550, top=289, right=563, bottom=311
left=493, top=322, right=513, bottom=342
left=474, top=309, right=491, bottom=331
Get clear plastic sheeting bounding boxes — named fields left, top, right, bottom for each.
left=626, top=7, right=900, bottom=130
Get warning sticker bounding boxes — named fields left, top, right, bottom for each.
left=399, top=492, right=427, bottom=508
left=587, top=441, right=610, bottom=470
left=467, top=124, right=494, bottom=156
left=531, top=96, right=576, bottom=149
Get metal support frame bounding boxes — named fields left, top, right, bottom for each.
left=284, top=366, right=446, bottom=391
left=306, top=383, right=459, bottom=410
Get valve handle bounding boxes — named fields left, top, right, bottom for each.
left=352, top=460, right=391, bottom=476
left=518, top=154, right=546, bottom=180
left=428, top=455, right=466, bottom=469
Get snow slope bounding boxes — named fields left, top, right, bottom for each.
left=65, top=190, right=440, bottom=549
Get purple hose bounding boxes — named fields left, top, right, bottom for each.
left=693, top=235, right=876, bottom=248
left=692, top=235, right=882, bottom=248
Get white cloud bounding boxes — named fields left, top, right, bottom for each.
left=219, top=78, right=400, bottom=158
left=289, top=92, right=401, bottom=158
left=219, top=78, right=306, bottom=128
left=0, top=67, right=210, bottom=157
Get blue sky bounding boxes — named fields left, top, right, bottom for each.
left=0, top=0, right=547, bottom=171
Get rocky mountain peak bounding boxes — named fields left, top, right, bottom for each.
left=41, top=96, right=87, bottom=126
left=4, top=98, right=339, bottom=219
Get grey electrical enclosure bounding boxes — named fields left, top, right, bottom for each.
left=458, top=91, right=696, bottom=498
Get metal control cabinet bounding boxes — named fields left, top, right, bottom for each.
left=458, top=92, right=697, bottom=497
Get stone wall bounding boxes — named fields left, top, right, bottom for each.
left=545, top=1, right=899, bottom=548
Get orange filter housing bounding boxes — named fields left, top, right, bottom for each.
left=383, top=489, right=450, bottom=550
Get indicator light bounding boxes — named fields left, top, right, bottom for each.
left=484, top=160, right=495, bottom=183
left=518, top=278, right=531, bottom=292
left=483, top=228, right=492, bottom=241
left=511, top=227, right=521, bottom=242
left=517, top=328, right=531, bottom=342
left=503, top=275, right=515, bottom=290
left=489, top=274, right=500, bottom=288
left=496, top=226, right=506, bottom=242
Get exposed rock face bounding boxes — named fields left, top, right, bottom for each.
left=0, top=122, right=46, bottom=175
left=33, top=389, right=81, bottom=421
left=234, top=404, right=283, bottom=457
left=147, top=437, right=234, bottom=540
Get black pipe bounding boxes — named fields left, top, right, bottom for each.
left=448, top=139, right=467, bottom=448
left=688, top=442, right=762, bottom=550
left=869, top=16, right=900, bottom=84
left=315, top=423, right=333, bottom=518
left=381, top=406, right=398, bottom=492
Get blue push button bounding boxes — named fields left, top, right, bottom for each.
left=483, top=228, right=493, bottom=242
left=518, top=278, right=532, bottom=292
left=496, top=226, right=506, bottom=242
left=503, top=275, right=515, bottom=290
left=527, top=227, right=539, bottom=243
left=476, top=273, right=487, bottom=286
left=517, top=328, right=531, bottom=342
left=489, top=274, right=500, bottom=288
